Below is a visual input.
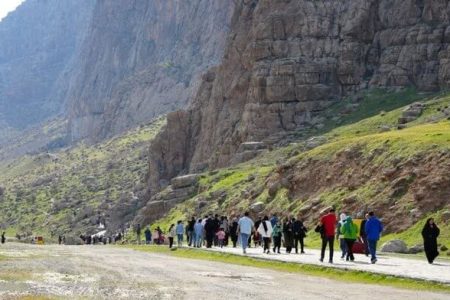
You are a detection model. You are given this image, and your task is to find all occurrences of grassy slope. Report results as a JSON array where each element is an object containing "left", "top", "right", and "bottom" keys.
[
  {"left": 0, "top": 118, "right": 166, "bottom": 239},
  {"left": 150, "top": 89, "right": 450, "bottom": 249}
]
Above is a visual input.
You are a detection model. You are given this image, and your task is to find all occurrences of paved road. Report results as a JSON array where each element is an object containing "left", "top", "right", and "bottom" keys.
[
  {"left": 0, "top": 243, "right": 448, "bottom": 300},
  {"left": 205, "top": 246, "right": 450, "bottom": 284}
]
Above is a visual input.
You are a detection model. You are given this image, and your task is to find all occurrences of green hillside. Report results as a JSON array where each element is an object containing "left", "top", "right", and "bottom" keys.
[
  {"left": 0, "top": 118, "right": 165, "bottom": 241},
  {"left": 148, "top": 90, "right": 450, "bottom": 250}
]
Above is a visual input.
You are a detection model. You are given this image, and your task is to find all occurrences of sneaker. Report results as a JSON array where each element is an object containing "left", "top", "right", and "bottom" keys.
[
  {"left": 329, "top": 260, "right": 333, "bottom": 264},
  {"left": 320, "top": 258, "right": 324, "bottom": 262},
  {"left": 371, "top": 258, "right": 377, "bottom": 264},
  {"left": 301, "top": 251, "right": 305, "bottom": 254},
  {"left": 243, "top": 249, "right": 246, "bottom": 254}
]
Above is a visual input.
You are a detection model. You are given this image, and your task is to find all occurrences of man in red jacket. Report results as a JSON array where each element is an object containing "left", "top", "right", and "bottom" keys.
[{"left": 320, "top": 208, "right": 337, "bottom": 263}]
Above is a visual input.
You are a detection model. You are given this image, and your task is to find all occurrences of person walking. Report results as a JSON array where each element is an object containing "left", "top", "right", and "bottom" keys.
[
  {"left": 257, "top": 216, "right": 273, "bottom": 254},
  {"left": 237, "top": 212, "right": 254, "bottom": 254},
  {"left": 1, "top": 232, "right": 5, "bottom": 244},
  {"left": 216, "top": 228, "right": 226, "bottom": 248},
  {"left": 168, "top": 224, "right": 176, "bottom": 248},
  {"left": 320, "top": 208, "right": 337, "bottom": 263},
  {"left": 422, "top": 218, "right": 440, "bottom": 264},
  {"left": 229, "top": 217, "right": 239, "bottom": 248},
  {"left": 364, "top": 211, "right": 383, "bottom": 264},
  {"left": 292, "top": 215, "right": 307, "bottom": 254},
  {"left": 176, "top": 220, "right": 184, "bottom": 247},
  {"left": 187, "top": 217, "right": 196, "bottom": 246},
  {"left": 272, "top": 221, "right": 282, "bottom": 254},
  {"left": 283, "top": 218, "right": 294, "bottom": 254},
  {"left": 194, "top": 219, "right": 204, "bottom": 248},
  {"left": 204, "top": 216, "right": 216, "bottom": 248},
  {"left": 359, "top": 213, "right": 370, "bottom": 256},
  {"left": 341, "top": 216, "right": 358, "bottom": 261},
  {"left": 136, "top": 223, "right": 142, "bottom": 245},
  {"left": 144, "top": 227, "right": 152, "bottom": 244},
  {"left": 337, "top": 213, "right": 348, "bottom": 259}
]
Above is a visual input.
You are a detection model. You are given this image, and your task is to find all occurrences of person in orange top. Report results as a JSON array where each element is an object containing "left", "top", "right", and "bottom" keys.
[{"left": 320, "top": 208, "right": 337, "bottom": 263}]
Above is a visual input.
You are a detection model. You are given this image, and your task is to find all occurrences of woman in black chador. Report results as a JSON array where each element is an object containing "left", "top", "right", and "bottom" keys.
[{"left": 421, "top": 218, "right": 440, "bottom": 264}]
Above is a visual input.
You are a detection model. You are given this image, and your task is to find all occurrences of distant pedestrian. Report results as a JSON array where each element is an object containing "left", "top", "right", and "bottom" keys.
[
  {"left": 187, "top": 217, "right": 196, "bottom": 246},
  {"left": 337, "top": 213, "right": 348, "bottom": 259},
  {"left": 144, "top": 227, "right": 152, "bottom": 244},
  {"left": 168, "top": 224, "right": 175, "bottom": 248},
  {"left": 229, "top": 217, "right": 238, "bottom": 248},
  {"left": 216, "top": 228, "right": 226, "bottom": 248},
  {"left": 204, "top": 216, "right": 216, "bottom": 248},
  {"left": 283, "top": 218, "right": 294, "bottom": 254},
  {"left": 58, "top": 235, "right": 63, "bottom": 245},
  {"left": 422, "top": 218, "right": 440, "bottom": 264},
  {"left": 257, "top": 216, "right": 273, "bottom": 254},
  {"left": 359, "top": 213, "right": 370, "bottom": 256},
  {"left": 272, "top": 221, "right": 282, "bottom": 254},
  {"left": 341, "top": 216, "right": 358, "bottom": 261},
  {"left": 320, "top": 208, "right": 337, "bottom": 263},
  {"left": 365, "top": 211, "right": 383, "bottom": 264},
  {"left": 194, "top": 219, "right": 204, "bottom": 248},
  {"left": 136, "top": 223, "right": 142, "bottom": 245},
  {"left": 237, "top": 212, "right": 254, "bottom": 254},
  {"left": 176, "top": 220, "right": 184, "bottom": 247},
  {"left": 292, "top": 215, "right": 307, "bottom": 254},
  {"left": 1, "top": 232, "right": 5, "bottom": 244}
]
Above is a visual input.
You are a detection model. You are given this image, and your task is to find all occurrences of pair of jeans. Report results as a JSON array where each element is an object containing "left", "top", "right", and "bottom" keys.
[
  {"left": 168, "top": 237, "right": 174, "bottom": 248},
  {"left": 321, "top": 236, "right": 335, "bottom": 262},
  {"left": 194, "top": 233, "right": 203, "bottom": 247},
  {"left": 240, "top": 233, "right": 250, "bottom": 251},
  {"left": 339, "top": 238, "right": 348, "bottom": 258},
  {"left": 177, "top": 234, "right": 183, "bottom": 246},
  {"left": 368, "top": 239, "right": 378, "bottom": 261}
]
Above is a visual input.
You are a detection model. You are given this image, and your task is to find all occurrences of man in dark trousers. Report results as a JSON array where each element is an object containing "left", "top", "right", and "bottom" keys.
[
  {"left": 359, "top": 213, "right": 370, "bottom": 256},
  {"left": 293, "top": 215, "right": 307, "bottom": 254},
  {"left": 365, "top": 211, "right": 383, "bottom": 264},
  {"left": 204, "top": 216, "right": 216, "bottom": 248},
  {"left": 320, "top": 208, "right": 337, "bottom": 263}
]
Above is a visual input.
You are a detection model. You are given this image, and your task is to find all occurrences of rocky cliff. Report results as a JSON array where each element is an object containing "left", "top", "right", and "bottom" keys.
[
  {"left": 0, "top": 0, "right": 94, "bottom": 134},
  {"left": 148, "top": 0, "right": 450, "bottom": 191},
  {"left": 66, "top": 0, "right": 235, "bottom": 142}
]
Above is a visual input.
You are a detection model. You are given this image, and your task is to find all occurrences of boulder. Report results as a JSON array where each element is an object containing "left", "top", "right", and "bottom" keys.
[
  {"left": 441, "top": 210, "right": 450, "bottom": 222},
  {"left": 408, "top": 244, "right": 424, "bottom": 254},
  {"left": 381, "top": 239, "right": 408, "bottom": 253},
  {"left": 238, "top": 142, "right": 266, "bottom": 152},
  {"left": 250, "top": 202, "right": 265, "bottom": 213},
  {"left": 171, "top": 174, "right": 200, "bottom": 189}
]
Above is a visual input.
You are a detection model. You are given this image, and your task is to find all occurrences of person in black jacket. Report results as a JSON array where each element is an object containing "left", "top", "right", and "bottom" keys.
[
  {"left": 359, "top": 213, "right": 369, "bottom": 256},
  {"left": 187, "top": 217, "right": 196, "bottom": 246},
  {"left": 283, "top": 218, "right": 294, "bottom": 254},
  {"left": 204, "top": 216, "right": 216, "bottom": 248},
  {"left": 229, "top": 217, "right": 239, "bottom": 247},
  {"left": 292, "top": 216, "right": 307, "bottom": 254},
  {"left": 422, "top": 218, "right": 440, "bottom": 264}
]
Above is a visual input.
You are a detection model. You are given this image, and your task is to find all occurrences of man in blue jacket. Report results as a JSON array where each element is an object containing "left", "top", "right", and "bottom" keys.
[{"left": 365, "top": 211, "right": 383, "bottom": 264}]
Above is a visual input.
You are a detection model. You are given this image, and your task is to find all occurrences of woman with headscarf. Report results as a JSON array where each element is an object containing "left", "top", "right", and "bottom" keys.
[
  {"left": 257, "top": 216, "right": 273, "bottom": 254},
  {"left": 422, "top": 218, "right": 440, "bottom": 264},
  {"left": 337, "top": 213, "right": 347, "bottom": 259}
]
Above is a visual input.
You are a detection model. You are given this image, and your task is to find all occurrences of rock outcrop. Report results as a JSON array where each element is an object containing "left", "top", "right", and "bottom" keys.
[
  {"left": 65, "top": 0, "right": 235, "bottom": 142},
  {"left": 148, "top": 0, "right": 450, "bottom": 191},
  {"left": 0, "top": 0, "right": 94, "bottom": 132}
]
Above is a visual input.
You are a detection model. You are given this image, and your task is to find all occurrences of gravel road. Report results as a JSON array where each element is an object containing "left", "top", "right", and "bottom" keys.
[{"left": 0, "top": 243, "right": 448, "bottom": 300}]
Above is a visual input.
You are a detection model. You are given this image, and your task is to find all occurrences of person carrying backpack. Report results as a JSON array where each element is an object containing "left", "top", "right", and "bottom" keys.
[
  {"left": 365, "top": 211, "right": 383, "bottom": 264},
  {"left": 341, "top": 216, "right": 358, "bottom": 261},
  {"left": 292, "top": 215, "right": 307, "bottom": 254}
]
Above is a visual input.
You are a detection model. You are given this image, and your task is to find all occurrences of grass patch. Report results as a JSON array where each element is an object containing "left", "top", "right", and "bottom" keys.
[{"left": 123, "top": 245, "right": 450, "bottom": 293}]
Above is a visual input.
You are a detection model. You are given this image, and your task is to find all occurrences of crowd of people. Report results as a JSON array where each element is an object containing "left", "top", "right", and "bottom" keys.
[{"left": 138, "top": 208, "right": 441, "bottom": 265}]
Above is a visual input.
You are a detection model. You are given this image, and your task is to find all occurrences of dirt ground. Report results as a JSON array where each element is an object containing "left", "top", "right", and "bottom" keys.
[{"left": 0, "top": 243, "right": 448, "bottom": 300}]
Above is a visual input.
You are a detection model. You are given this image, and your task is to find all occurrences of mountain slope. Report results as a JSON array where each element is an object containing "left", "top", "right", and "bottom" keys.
[
  {"left": 147, "top": 0, "right": 450, "bottom": 193},
  {"left": 138, "top": 90, "right": 450, "bottom": 249},
  {"left": 65, "top": 0, "right": 235, "bottom": 142},
  {"left": 0, "top": 118, "right": 165, "bottom": 241},
  {"left": 0, "top": 0, "right": 94, "bottom": 133}
]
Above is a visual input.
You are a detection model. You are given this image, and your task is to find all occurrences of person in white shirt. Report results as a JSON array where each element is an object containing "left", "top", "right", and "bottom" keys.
[
  {"left": 257, "top": 216, "right": 273, "bottom": 254},
  {"left": 237, "top": 212, "right": 254, "bottom": 254}
]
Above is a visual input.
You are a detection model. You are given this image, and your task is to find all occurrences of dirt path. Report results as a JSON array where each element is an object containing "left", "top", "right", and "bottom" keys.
[{"left": 0, "top": 243, "right": 448, "bottom": 300}]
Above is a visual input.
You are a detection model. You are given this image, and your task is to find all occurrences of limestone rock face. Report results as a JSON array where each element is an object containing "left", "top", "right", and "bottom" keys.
[
  {"left": 148, "top": 0, "right": 450, "bottom": 191},
  {"left": 66, "top": 0, "right": 235, "bottom": 142},
  {"left": 0, "top": 0, "right": 94, "bottom": 132}
]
